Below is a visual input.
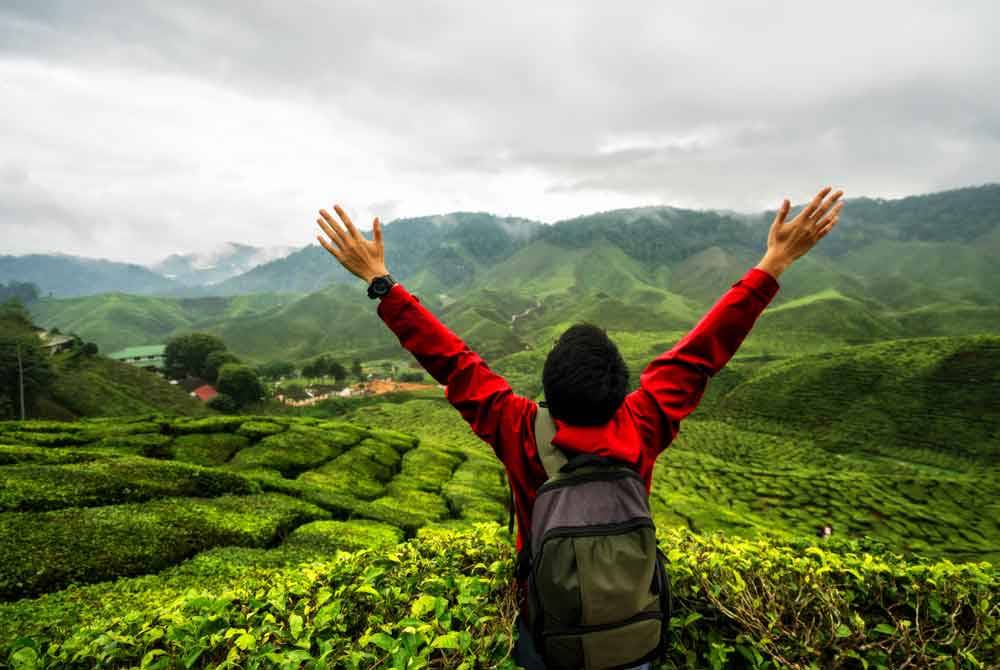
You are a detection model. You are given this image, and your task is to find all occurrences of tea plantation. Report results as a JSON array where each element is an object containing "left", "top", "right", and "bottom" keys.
[{"left": 0, "top": 404, "right": 997, "bottom": 667}]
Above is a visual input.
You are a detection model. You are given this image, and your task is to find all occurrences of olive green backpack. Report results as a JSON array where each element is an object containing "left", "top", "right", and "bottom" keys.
[{"left": 514, "top": 405, "right": 671, "bottom": 670}]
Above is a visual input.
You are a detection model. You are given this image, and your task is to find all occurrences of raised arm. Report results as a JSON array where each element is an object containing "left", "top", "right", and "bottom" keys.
[
  {"left": 315, "top": 204, "right": 533, "bottom": 462},
  {"left": 626, "top": 186, "right": 844, "bottom": 457}
]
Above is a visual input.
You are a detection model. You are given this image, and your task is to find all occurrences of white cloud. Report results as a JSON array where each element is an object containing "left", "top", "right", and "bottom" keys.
[{"left": 1, "top": 1, "right": 998, "bottom": 262}]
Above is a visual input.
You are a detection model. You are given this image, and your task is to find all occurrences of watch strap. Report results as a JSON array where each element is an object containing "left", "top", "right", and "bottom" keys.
[{"left": 367, "top": 274, "right": 396, "bottom": 299}]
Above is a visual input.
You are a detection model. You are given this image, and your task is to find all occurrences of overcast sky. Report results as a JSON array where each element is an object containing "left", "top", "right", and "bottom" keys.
[{"left": 2, "top": 1, "right": 998, "bottom": 264}]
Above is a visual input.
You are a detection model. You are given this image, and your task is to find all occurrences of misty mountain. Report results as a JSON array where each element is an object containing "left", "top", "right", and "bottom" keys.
[
  {"left": 150, "top": 242, "right": 299, "bottom": 286},
  {"left": 209, "top": 212, "right": 544, "bottom": 295},
  {"left": 0, "top": 254, "right": 178, "bottom": 298}
]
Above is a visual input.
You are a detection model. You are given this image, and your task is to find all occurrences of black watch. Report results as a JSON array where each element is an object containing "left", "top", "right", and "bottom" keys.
[{"left": 367, "top": 274, "right": 397, "bottom": 299}]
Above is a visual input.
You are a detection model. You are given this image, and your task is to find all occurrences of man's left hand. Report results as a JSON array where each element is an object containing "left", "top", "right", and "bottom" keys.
[{"left": 316, "top": 204, "right": 389, "bottom": 283}]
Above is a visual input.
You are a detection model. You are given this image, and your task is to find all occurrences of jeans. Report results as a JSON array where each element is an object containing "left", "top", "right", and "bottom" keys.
[{"left": 512, "top": 614, "right": 653, "bottom": 670}]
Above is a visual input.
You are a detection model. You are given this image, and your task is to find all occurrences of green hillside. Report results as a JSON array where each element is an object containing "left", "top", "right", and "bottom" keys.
[
  {"left": 29, "top": 292, "right": 301, "bottom": 355},
  {"left": 43, "top": 352, "right": 210, "bottom": 419},
  {"left": 22, "top": 185, "right": 1000, "bottom": 367}
]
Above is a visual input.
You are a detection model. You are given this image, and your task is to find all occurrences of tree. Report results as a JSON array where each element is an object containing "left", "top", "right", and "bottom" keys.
[
  {"left": 329, "top": 360, "right": 348, "bottom": 383},
  {"left": 216, "top": 363, "right": 265, "bottom": 408},
  {"left": 164, "top": 333, "right": 227, "bottom": 380},
  {"left": 301, "top": 356, "right": 327, "bottom": 380},
  {"left": 302, "top": 354, "right": 347, "bottom": 382},
  {"left": 204, "top": 350, "right": 241, "bottom": 383},
  {"left": 0, "top": 336, "right": 54, "bottom": 420},
  {"left": 258, "top": 360, "right": 295, "bottom": 380},
  {"left": 352, "top": 359, "right": 364, "bottom": 380},
  {"left": 208, "top": 392, "right": 238, "bottom": 413},
  {"left": 82, "top": 342, "right": 99, "bottom": 356}
]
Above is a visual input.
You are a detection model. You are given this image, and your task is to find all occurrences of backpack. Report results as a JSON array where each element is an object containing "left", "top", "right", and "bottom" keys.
[{"left": 512, "top": 405, "right": 672, "bottom": 670}]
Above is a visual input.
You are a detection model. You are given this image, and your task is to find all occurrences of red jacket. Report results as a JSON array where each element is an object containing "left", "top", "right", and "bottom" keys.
[{"left": 377, "top": 266, "right": 780, "bottom": 553}]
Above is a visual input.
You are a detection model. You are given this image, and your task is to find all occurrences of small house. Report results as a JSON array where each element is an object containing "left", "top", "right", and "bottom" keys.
[{"left": 192, "top": 384, "right": 219, "bottom": 402}]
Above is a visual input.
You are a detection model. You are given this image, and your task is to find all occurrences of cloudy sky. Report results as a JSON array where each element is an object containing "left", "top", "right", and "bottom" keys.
[{"left": 2, "top": 1, "right": 998, "bottom": 263}]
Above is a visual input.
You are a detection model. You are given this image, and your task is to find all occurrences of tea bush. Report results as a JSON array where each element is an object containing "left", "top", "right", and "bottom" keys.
[
  {"left": 171, "top": 433, "right": 250, "bottom": 466},
  {"left": 0, "top": 445, "right": 105, "bottom": 465},
  {"left": 284, "top": 519, "right": 405, "bottom": 553},
  {"left": 0, "top": 493, "right": 327, "bottom": 599},
  {"left": 0, "top": 457, "right": 256, "bottom": 512},
  {"left": 236, "top": 420, "right": 287, "bottom": 440},
  {"left": 228, "top": 426, "right": 348, "bottom": 476},
  {"left": 2, "top": 525, "right": 996, "bottom": 669}
]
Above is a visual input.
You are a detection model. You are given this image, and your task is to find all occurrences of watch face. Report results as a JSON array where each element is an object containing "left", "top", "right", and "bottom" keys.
[{"left": 373, "top": 277, "right": 390, "bottom": 294}]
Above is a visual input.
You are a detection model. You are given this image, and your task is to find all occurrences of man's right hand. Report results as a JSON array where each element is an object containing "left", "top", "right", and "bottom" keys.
[{"left": 756, "top": 186, "right": 843, "bottom": 279}]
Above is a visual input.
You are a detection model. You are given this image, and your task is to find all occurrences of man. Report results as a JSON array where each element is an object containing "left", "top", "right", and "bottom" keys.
[{"left": 315, "top": 186, "right": 844, "bottom": 668}]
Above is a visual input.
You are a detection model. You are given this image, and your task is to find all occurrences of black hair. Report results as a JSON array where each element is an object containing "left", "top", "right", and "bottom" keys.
[{"left": 542, "top": 323, "right": 629, "bottom": 426}]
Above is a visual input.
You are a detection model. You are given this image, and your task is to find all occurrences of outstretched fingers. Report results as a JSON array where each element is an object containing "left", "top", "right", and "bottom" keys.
[
  {"left": 334, "top": 204, "right": 361, "bottom": 241},
  {"left": 318, "top": 210, "right": 348, "bottom": 248},
  {"left": 800, "top": 186, "right": 833, "bottom": 221},
  {"left": 316, "top": 233, "right": 342, "bottom": 259},
  {"left": 812, "top": 189, "right": 844, "bottom": 223},
  {"left": 815, "top": 207, "right": 841, "bottom": 238},
  {"left": 772, "top": 199, "right": 790, "bottom": 228}
]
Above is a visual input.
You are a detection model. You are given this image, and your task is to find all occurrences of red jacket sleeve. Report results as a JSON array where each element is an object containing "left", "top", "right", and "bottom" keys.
[
  {"left": 376, "top": 283, "right": 534, "bottom": 464},
  {"left": 625, "top": 266, "right": 780, "bottom": 463}
]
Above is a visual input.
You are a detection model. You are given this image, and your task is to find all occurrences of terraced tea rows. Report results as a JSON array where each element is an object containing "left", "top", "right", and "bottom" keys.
[
  {"left": 0, "top": 414, "right": 507, "bottom": 600},
  {"left": 337, "top": 395, "right": 1000, "bottom": 564}
]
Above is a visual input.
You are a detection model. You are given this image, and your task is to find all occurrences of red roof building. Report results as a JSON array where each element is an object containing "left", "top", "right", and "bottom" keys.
[{"left": 192, "top": 384, "right": 219, "bottom": 402}]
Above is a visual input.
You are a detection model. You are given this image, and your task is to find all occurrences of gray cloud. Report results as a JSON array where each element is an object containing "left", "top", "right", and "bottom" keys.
[{"left": 1, "top": 1, "right": 998, "bottom": 262}]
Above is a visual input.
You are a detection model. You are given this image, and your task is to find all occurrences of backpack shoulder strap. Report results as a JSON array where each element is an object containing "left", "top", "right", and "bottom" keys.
[{"left": 534, "top": 404, "right": 568, "bottom": 479}]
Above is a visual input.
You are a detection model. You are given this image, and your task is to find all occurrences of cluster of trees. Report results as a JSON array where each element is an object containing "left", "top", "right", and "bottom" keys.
[
  {"left": 0, "top": 300, "right": 53, "bottom": 419},
  {"left": 163, "top": 333, "right": 264, "bottom": 412},
  {"left": 257, "top": 356, "right": 365, "bottom": 384}
]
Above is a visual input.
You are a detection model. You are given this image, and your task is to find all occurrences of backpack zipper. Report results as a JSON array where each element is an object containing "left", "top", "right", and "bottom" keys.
[{"left": 536, "top": 467, "right": 645, "bottom": 495}]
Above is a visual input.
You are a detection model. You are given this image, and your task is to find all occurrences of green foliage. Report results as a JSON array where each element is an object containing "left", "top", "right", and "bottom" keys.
[
  {"left": 216, "top": 363, "right": 265, "bottom": 408},
  {"left": 171, "top": 433, "right": 249, "bottom": 466},
  {"left": 301, "top": 354, "right": 347, "bottom": 381},
  {"left": 203, "top": 350, "right": 242, "bottom": 384},
  {"left": 0, "top": 444, "right": 107, "bottom": 468},
  {"left": 46, "top": 353, "right": 209, "bottom": 418},
  {"left": 284, "top": 519, "right": 404, "bottom": 553},
  {"left": 0, "top": 493, "right": 328, "bottom": 600},
  {"left": 2, "top": 524, "right": 996, "bottom": 669},
  {"left": 0, "top": 334, "right": 54, "bottom": 420},
  {"left": 235, "top": 420, "right": 286, "bottom": 440},
  {"left": 168, "top": 416, "right": 247, "bottom": 435},
  {"left": 164, "top": 333, "right": 227, "bottom": 380},
  {"left": 0, "top": 457, "right": 256, "bottom": 512},
  {"left": 227, "top": 425, "right": 351, "bottom": 476},
  {"left": 299, "top": 438, "right": 403, "bottom": 501},
  {"left": 207, "top": 391, "right": 238, "bottom": 413},
  {"left": 257, "top": 359, "right": 295, "bottom": 380}
]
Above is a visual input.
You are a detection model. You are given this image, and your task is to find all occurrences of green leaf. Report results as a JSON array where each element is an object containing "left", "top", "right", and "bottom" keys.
[
  {"left": 366, "top": 632, "right": 397, "bottom": 652},
  {"left": 141, "top": 649, "right": 166, "bottom": 669},
  {"left": 289, "top": 613, "right": 303, "bottom": 640},
  {"left": 872, "top": 623, "right": 896, "bottom": 636},
  {"left": 835, "top": 623, "right": 852, "bottom": 638},
  {"left": 235, "top": 632, "right": 256, "bottom": 651},
  {"left": 9, "top": 647, "right": 40, "bottom": 670}
]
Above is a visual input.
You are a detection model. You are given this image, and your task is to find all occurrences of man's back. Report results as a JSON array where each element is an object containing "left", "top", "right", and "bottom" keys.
[{"left": 373, "top": 265, "right": 781, "bottom": 550}]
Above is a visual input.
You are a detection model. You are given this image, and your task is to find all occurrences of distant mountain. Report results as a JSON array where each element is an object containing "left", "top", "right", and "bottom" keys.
[
  {"left": 22, "top": 184, "right": 1000, "bottom": 362},
  {"left": 150, "top": 242, "right": 298, "bottom": 286},
  {"left": 0, "top": 254, "right": 178, "bottom": 298},
  {"left": 211, "top": 212, "right": 543, "bottom": 295}
]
